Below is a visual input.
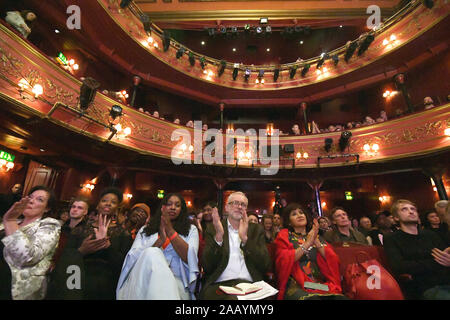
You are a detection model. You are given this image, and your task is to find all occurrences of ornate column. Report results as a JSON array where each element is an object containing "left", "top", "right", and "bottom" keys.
[
  {"left": 423, "top": 166, "right": 448, "bottom": 200},
  {"left": 219, "top": 102, "right": 225, "bottom": 132},
  {"left": 300, "top": 102, "right": 309, "bottom": 134},
  {"left": 214, "top": 178, "right": 228, "bottom": 215},
  {"left": 307, "top": 180, "right": 324, "bottom": 217},
  {"left": 394, "top": 73, "right": 414, "bottom": 113}
]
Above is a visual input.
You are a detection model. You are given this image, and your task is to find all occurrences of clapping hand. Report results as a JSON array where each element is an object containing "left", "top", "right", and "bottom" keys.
[
  {"left": 211, "top": 207, "right": 224, "bottom": 243},
  {"left": 3, "top": 197, "right": 30, "bottom": 222},
  {"left": 432, "top": 247, "right": 450, "bottom": 267},
  {"left": 306, "top": 218, "right": 320, "bottom": 249},
  {"left": 78, "top": 235, "right": 110, "bottom": 255},
  {"left": 238, "top": 211, "right": 249, "bottom": 245}
]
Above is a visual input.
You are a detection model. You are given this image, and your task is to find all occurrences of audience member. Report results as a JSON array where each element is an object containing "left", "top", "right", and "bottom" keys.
[
  {"left": 274, "top": 203, "right": 344, "bottom": 300},
  {"left": 368, "top": 211, "right": 394, "bottom": 246},
  {"left": 262, "top": 214, "right": 274, "bottom": 243},
  {"left": 174, "top": 118, "right": 180, "bottom": 124},
  {"left": 384, "top": 199, "right": 450, "bottom": 299},
  {"left": 292, "top": 124, "right": 301, "bottom": 135},
  {"left": 186, "top": 121, "right": 194, "bottom": 128},
  {"left": 124, "top": 203, "right": 150, "bottom": 240},
  {"left": 0, "top": 183, "right": 22, "bottom": 219},
  {"left": 318, "top": 216, "right": 331, "bottom": 236},
  {"left": 351, "top": 218, "right": 359, "bottom": 229},
  {"left": 5, "top": 10, "right": 36, "bottom": 38},
  {"left": 273, "top": 212, "right": 283, "bottom": 235},
  {"left": 117, "top": 193, "right": 199, "bottom": 299},
  {"left": 202, "top": 124, "right": 208, "bottom": 131},
  {"left": 127, "top": 75, "right": 145, "bottom": 110},
  {"left": 363, "top": 116, "right": 375, "bottom": 125},
  {"left": 422, "top": 211, "right": 450, "bottom": 245},
  {"left": 248, "top": 212, "right": 259, "bottom": 224},
  {"left": 199, "top": 192, "right": 270, "bottom": 300},
  {"left": 424, "top": 97, "right": 435, "bottom": 110},
  {"left": 323, "top": 207, "right": 369, "bottom": 245},
  {"left": 73, "top": 187, "right": 133, "bottom": 300},
  {"left": 434, "top": 200, "right": 449, "bottom": 229},
  {"left": 358, "top": 216, "right": 373, "bottom": 237},
  {"left": 57, "top": 210, "right": 70, "bottom": 226},
  {"left": 1, "top": 185, "right": 60, "bottom": 300}
]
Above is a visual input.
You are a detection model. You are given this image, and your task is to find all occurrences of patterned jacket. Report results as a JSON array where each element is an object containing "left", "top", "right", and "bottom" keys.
[{"left": 1, "top": 217, "right": 61, "bottom": 300}]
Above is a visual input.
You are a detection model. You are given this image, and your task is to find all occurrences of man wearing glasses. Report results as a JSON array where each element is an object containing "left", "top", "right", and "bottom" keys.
[{"left": 199, "top": 192, "right": 270, "bottom": 299}]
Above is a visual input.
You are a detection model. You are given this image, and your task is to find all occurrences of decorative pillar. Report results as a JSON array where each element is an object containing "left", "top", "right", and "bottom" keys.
[
  {"left": 422, "top": 166, "right": 448, "bottom": 200},
  {"left": 214, "top": 178, "right": 227, "bottom": 216},
  {"left": 307, "top": 180, "right": 324, "bottom": 217},
  {"left": 219, "top": 102, "right": 225, "bottom": 132},
  {"left": 394, "top": 73, "right": 414, "bottom": 113},
  {"left": 300, "top": 102, "right": 309, "bottom": 134}
]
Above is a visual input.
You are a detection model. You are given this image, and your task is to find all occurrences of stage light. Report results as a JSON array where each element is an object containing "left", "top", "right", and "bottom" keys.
[
  {"left": 260, "top": 18, "right": 268, "bottom": 24},
  {"left": 301, "top": 64, "right": 310, "bottom": 77},
  {"left": 424, "top": 0, "right": 434, "bottom": 9},
  {"left": 120, "top": 0, "right": 132, "bottom": 9},
  {"left": 339, "top": 131, "right": 352, "bottom": 151},
  {"left": 244, "top": 69, "right": 251, "bottom": 81},
  {"left": 162, "top": 30, "right": 171, "bottom": 52},
  {"left": 79, "top": 77, "right": 100, "bottom": 111},
  {"left": 299, "top": 40, "right": 304, "bottom": 45},
  {"left": 232, "top": 68, "right": 238, "bottom": 80},
  {"left": 273, "top": 69, "right": 280, "bottom": 82},
  {"left": 207, "top": 28, "right": 215, "bottom": 36},
  {"left": 244, "top": 24, "right": 251, "bottom": 31},
  {"left": 332, "top": 54, "right": 339, "bottom": 66},
  {"left": 188, "top": 52, "right": 195, "bottom": 66},
  {"left": 344, "top": 41, "right": 358, "bottom": 62},
  {"left": 256, "top": 26, "right": 262, "bottom": 34},
  {"left": 176, "top": 47, "right": 185, "bottom": 59},
  {"left": 231, "top": 26, "right": 238, "bottom": 34},
  {"left": 324, "top": 138, "right": 333, "bottom": 152},
  {"left": 265, "top": 25, "right": 272, "bottom": 34},
  {"left": 201, "top": 41, "right": 205, "bottom": 45},
  {"left": 358, "top": 33, "right": 375, "bottom": 56},
  {"left": 289, "top": 66, "right": 297, "bottom": 79},
  {"left": 140, "top": 14, "right": 151, "bottom": 33},
  {"left": 220, "top": 26, "right": 227, "bottom": 34},
  {"left": 218, "top": 60, "right": 226, "bottom": 77},
  {"left": 109, "top": 104, "right": 123, "bottom": 121},
  {"left": 200, "top": 57, "right": 206, "bottom": 69},
  {"left": 294, "top": 26, "right": 303, "bottom": 33}
]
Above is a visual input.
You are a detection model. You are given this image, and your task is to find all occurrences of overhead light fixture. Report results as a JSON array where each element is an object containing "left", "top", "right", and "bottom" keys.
[
  {"left": 324, "top": 138, "right": 333, "bottom": 153},
  {"left": 299, "top": 40, "right": 304, "bottom": 45},
  {"left": 201, "top": 41, "right": 205, "bottom": 45},
  {"left": 260, "top": 18, "right": 268, "bottom": 24},
  {"left": 54, "top": 29, "right": 60, "bottom": 34},
  {"left": 339, "top": 131, "right": 352, "bottom": 151},
  {"left": 79, "top": 77, "right": 100, "bottom": 111},
  {"left": 266, "top": 48, "right": 270, "bottom": 52},
  {"left": 120, "top": 0, "right": 132, "bottom": 9}
]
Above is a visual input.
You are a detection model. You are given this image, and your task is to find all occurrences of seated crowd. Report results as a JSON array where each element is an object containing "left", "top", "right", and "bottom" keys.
[{"left": 0, "top": 186, "right": 449, "bottom": 300}]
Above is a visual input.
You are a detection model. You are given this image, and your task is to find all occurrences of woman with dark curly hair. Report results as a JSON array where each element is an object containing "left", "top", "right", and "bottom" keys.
[
  {"left": 117, "top": 193, "right": 199, "bottom": 299},
  {"left": 274, "top": 203, "right": 345, "bottom": 300}
]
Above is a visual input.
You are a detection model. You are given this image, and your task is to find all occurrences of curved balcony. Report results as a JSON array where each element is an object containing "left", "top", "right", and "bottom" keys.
[{"left": 0, "top": 21, "right": 449, "bottom": 172}]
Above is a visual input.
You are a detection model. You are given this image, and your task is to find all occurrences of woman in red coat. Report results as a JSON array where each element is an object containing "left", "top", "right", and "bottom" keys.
[{"left": 274, "top": 203, "right": 346, "bottom": 300}]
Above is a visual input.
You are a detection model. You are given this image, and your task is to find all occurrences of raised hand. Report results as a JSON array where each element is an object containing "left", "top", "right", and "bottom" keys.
[
  {"left": 3, "top": 197, "right": 30, "bottom": 222},
  {"left": 238, "top": 210, "right": 249, "bottom": 244},
  {"left": 211, "top": 207, "right": 224, "bottom": 243},
  {"left": 160, "top": 205, "right": 175, "bottom": 235},
  {"left": 94, "top": 214, "right": 111, "bottom": 240},
  {"left": 432, "top": 247, "right": 450, "bottom": 267}
]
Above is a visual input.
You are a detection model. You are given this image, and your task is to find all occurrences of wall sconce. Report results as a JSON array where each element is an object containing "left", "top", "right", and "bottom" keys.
[
  {"left": 363, "top": 143, "right": 379, "bottom": 156},
  {"left": 382, "top": 34, "right": 398, "bottom": 49},
  {"left": 125, "top": 193, "right": 133, "bottom": 200},
  {"left": 81, "top": 183, "right": 95, "bottom": 191},
  {"left": 187, "top": 200, "right": 192, "bottom": 207},
  {"left": 383, "top": 90, "right": 397, "bottom": 99},
  {"left": 321, "top": 201, "right": 327, "bottom": 208},
  {"left": 379, "top": 195, "right": 390, "bottom": 203},
  {"left": 0, "top": 159, "right": 14, "bottom": 171}
]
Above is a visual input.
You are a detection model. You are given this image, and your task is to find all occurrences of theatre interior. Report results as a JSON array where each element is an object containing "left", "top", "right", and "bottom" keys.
[{"left": 0, "top": 0, "right": 449, "bottom": 301}]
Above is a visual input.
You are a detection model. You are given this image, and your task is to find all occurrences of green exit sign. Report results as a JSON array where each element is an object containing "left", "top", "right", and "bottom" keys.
[
  {"left": 345, "top": 191, "right": 353, "bottom": 200},
  {"left": 57, "top": 52, "right": 68, "bottom": 65},
  {"left": 157, "top": 190, "right": 165, "bottom": 199},
  {"left": 0, "top": 150, "right": 15, "bottom": 162}
]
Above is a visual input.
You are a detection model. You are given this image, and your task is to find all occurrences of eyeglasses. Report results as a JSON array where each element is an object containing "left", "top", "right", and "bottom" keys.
[{"left": 228, "top": 200, "right": 248, "bottom": 209}]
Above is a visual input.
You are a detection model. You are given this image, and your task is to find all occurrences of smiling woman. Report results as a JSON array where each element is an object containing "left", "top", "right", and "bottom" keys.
[
  {"left": 0, "top": 185, "right": 60, "bottom": 300},
  {"left": 117, "top": 193, "right": 199, "bottom": 299}
]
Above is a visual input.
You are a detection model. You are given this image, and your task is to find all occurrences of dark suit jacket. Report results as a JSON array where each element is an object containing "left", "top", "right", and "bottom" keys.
[{"left": 200, "top": 218, "right": 271, "bottom": 293}]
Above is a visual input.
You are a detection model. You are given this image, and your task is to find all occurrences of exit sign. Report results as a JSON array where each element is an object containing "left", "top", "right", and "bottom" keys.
[
  {"left": 57, "top": 52, "right": 68, "bottom": 65},
  {"left": 345, "top": 191, "right": 353, "bottom": 200},
  {"left": 0, "top": 150, "right": 14, "bottom": 162}
]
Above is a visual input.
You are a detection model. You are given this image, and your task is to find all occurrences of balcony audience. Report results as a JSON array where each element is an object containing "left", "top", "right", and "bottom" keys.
[
  {"left": 5, "top": 10, "right": 36, "bottom": 39},
  {"left": 292, "top": 124, "right": 301, "bottom": 135},
  {"left": 384, "top": 199, "right": 450, "bottom": 299},
  {"left": 424, "top": 96, "right": 435, "bottom": 110},
  {"left": 117, "top": 193, "right": 199, "bottom": 299},
  {"left": 1, "top": 185, "right": 60, "bottom": 300},
  {"left": 186, "top": 120, "right": 194, "bottom": 128},
  {"left": 199, "top": 192, "right": 270, "bottom": 300},
  {"left": 274, "top": 203, "right": 345, "bottom": 300},
  {"left": 323, "top": 207, "right": 369, "bottom": 245},
  {"left": 174, "top": 118, "right": 180, "bottom": 124}
]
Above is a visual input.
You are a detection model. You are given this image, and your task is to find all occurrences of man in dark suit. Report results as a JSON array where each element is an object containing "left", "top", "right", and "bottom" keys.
[
  {"left": 0, "top": 183, "right": 22, "bottom": 219},
  {"left": 200, "top": 191, "right": 271, "bottom": 300}
]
